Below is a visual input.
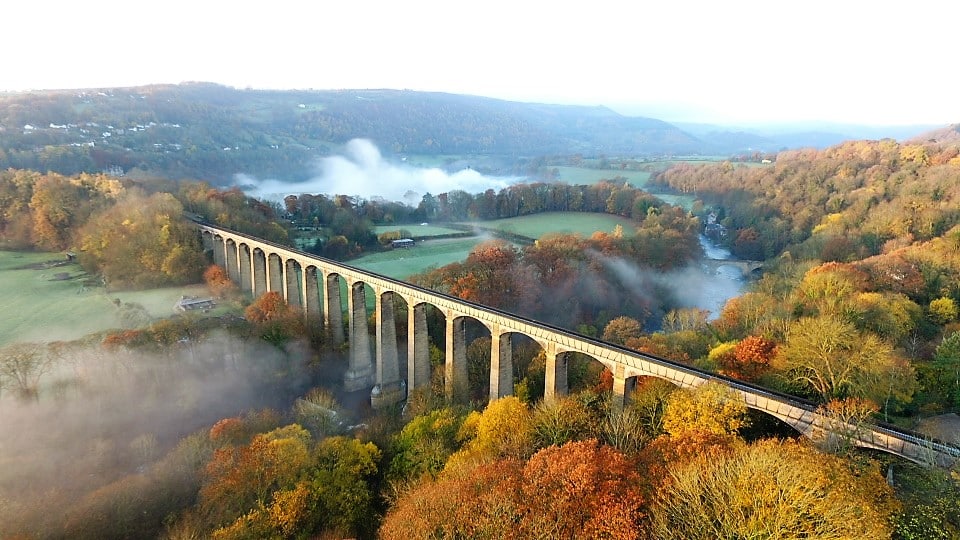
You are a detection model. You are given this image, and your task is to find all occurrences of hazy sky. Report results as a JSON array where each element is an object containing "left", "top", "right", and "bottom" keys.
[{"left": 5, "top": 0, "right": 957, "bottom": 125}]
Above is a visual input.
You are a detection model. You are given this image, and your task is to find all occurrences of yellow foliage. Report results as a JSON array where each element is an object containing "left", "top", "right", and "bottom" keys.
[
  {"left": 444, "top": 397, "right": 533, "bottom": 472},
  {"left": 707, "top": 341, "right": 738, "bottom": 363},
  {"left": 650, "top": 439, "right": 898, "bottom": 539},
  {"left": 662, "top": 382, "right": 749, "bottom": 438}
]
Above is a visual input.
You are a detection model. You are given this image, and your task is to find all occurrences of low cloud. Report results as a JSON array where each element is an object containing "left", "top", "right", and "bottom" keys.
[{"left": 237, "top": 138, "right": 515, "bottom": 203}]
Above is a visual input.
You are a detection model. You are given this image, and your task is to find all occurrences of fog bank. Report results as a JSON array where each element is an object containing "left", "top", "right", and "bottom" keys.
[{"left": 237, "top": 138, "right": 515, "bottom": 203}]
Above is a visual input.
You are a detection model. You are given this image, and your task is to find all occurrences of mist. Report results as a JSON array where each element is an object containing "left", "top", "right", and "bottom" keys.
[
  {"left": 0, "top": 331, "right": 341, "bottom": 538},
  {"left": 237, "top": 138, "right": 515, "bottom": 203},
  {"left": 595, "top": 253, "right": 745, "bottom": 329}
]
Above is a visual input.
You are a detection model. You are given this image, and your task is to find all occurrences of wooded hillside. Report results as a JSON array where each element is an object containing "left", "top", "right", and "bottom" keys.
[{"left": 0, "top": 84, "right": 700, "bottom": 183}]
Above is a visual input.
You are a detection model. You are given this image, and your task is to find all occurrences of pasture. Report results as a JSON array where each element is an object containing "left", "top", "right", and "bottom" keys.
[
  {"left": 352, "top": 212, "right": 639, "bottom": 279},
  {"left": 350, "top": 237, "right": 485, "bottom": 279},
  {"left": 552, "top": 166, "right": 650, "bottom": 187},
  {"left": 0, "top": 251, "right": 213, "bottom": 346}
]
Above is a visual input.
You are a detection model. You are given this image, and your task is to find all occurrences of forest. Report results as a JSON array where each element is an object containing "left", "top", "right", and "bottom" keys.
[{"left": 1, "top": 134, "right": 960, "bottom": 539}]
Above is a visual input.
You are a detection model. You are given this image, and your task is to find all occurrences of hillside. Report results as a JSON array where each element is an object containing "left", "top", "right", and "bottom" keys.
[
  {"left": 910, "top": 123, "right": 960, "bottom": 144},
  {"left": 0, "top": 83, "right": 701, "bottom": 184}
]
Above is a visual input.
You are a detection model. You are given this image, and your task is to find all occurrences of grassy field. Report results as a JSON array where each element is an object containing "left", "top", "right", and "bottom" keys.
[
  {"left": 552, "top": 166, "right": 651, "bottom": 187},
  {"left": 0, "top": 251, "right": 214, "bottom": 346},
  {"left": 350, "top": 237, "right": 485, "bottom": 279},
  {"left": 352, "top": 212, "right": 640, "bottom": 279},
  {"left": 467, "top": 212, "right": 637, "bottom": 239}
]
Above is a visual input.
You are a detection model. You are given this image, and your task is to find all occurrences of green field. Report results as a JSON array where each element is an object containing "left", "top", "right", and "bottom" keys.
[
  {"left": 467, "top": 212, "right": 637, "bottom": 239},
  {"left": 0, "top": 251, "right": 214, "bottom": 346},
  {"left": 350, "top": 237, "right": 485, "bottom": 279},
  {"left": 552, "top": 166, "right": 651, "bottom": 187},
  {"left": 353, "top": 212, "right": 641, "bottom": 279}
]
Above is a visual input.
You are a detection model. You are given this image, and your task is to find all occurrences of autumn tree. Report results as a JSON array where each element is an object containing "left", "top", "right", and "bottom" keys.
[
  {"left": 388, "top": 407, "right": 466, "bottom": 482},
  {"left": 77, "top": 192, "right": 205, "bottom": 288},
  {"left": 445, "top": 396, "right": 534, "bottom": 471},
  {"left": 929, "top": 296, "right": 959, "bottom": 325},
  {"left": 716, "top": 335, "right": 777, "bottom": 381},
  {"left": 662, "top": 381, "right": 749, "bottom": 440},
  {"left": 243, "top": 291, "right": 306, "bottom": 348},
  {"left": 203, "top": 264, "right": 236, "bottom": 298},
  {"left": 381, "top": 439, "right": 648, "bottom": 539},
  {"left": 774, "top": 315, "right": 917, "bottom": 404},
  {"left": 200, "top": 424, "right": 312, "bottom": 528},
  {"left": 649, "top": 439, "right": 897, "bottom": 539},
  {"left": 602, "top": 316, "right": 643, "bottom": 345}
]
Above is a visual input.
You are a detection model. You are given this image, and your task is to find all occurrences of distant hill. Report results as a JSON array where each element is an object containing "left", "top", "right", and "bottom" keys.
[
  {"left": 0, "top": 83, "right": 703, "bottom": 184},
  {"left": 909, "top": 124, "right": 960, "bottom": 144},
  {"left": 675, "top": 121, "right": 940, "bottom": 154}
]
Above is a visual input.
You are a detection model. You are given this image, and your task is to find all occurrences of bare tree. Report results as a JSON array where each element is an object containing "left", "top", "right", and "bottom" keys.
[{"left": 0, "top": 342, "right": 56, "bottom": 400}]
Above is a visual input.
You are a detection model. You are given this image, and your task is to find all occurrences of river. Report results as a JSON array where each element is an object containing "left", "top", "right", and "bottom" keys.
[{"left": 672, "top": 235, "right": 747, "bottom": 319}]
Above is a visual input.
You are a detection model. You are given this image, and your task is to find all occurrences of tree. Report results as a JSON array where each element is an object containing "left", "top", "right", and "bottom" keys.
[
  {"left": 243, "top": 292, "right": 305, "bottom": 348},
  {"left": 380, "top": 440, "right": 648, "bottom": 539},
  {"left": 933, "top": 331, "right": 960, "bottom": 407},
  {"left": 0, "top": 342, "right": 56, "bottom": 400},
  {"left": 446, "top": 396, "right": 533, "bottom": 470},
  {"left": 774, "top": 315, "right": 916, "bottom": 404},
  {"left": 662, "top": 381, "right": 749, "bottom": 439},
  {"left": 77, "top": 192, "right": 205, "bottom": 287},
  {"left": 203, "top": 264, "right": 236, "bottom": 298},
  {"left": 388, "top": 407, "right": 466, "bottom": 482},
  {"left": 306, "top": 436, "right": 381, "bottom": 537},
  {"left": 200, "top": 424, "right": 312, "bottom": 527},
  {"left": 929, "top": 297, "right": 959, "bottom": 325},
  {"left": 716, "top": 335, "right": 777, "bottom": 381},
  {"left": 530, "top": 396, "right": 595, "bottom": 449},
  {"left": 602, "top": 316, "right": 643, "bottom": 345},
  {"left": 649, "top": 439, "right": 897, "bottom": 539}
]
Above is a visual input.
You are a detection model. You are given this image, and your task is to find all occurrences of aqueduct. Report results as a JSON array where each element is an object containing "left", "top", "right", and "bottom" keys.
[{"left": 198, "top": 222, "right": 959, "bottom": 467}]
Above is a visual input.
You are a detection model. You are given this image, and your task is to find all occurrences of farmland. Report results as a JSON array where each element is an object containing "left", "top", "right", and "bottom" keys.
[
  {"left": 350, "top": 212, "right": 638, "bottom": 279},
  {"left": 551, "top": 166, "right": 651, "bottom": 187},
  {"left": 0, "top": 251, "right": 214, "bottom": 346}
]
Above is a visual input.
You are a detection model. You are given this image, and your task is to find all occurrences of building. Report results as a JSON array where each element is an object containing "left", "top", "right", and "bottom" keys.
[
  {"left": 391, "top": 238, "right": 415, "bottom": 248},
  {"left": 175, "top": 296, "right": 216, "bottom": 312}
]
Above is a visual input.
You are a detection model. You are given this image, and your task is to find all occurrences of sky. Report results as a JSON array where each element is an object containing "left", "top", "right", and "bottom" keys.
[{"left": 4, "top": 0, "right": 958, "bottom": 126}]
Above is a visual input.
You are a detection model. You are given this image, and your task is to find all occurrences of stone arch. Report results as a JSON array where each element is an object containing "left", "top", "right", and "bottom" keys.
[
  {"left": 283, "top": 258, "right": 302, "bottom": 306},
  {"left": 302, "top": 264, "right": 322, "bottom": 320},
  {"left": 224, "top": 238, "right": 240, "bottom": 281},
  {"left": 372, "top": 288, "right": 407, "bottom": 408},
  {"left": 324, "top": 272, "right": 345, "bottom": 345},
  {"left": 444, "top": 312, "right": 494, "bottom": 403},
  {"left": 251, "top": 247, "right": 268, "bottom": 296},
  {"left": 343, "top": 278, "right": 374, "bottom": 391},
  {"left": 237, "top": 243, "right": 253, "bottom": 292},
  {"left": 404, "top": 298, "right": 435, "bottom": 393},
  {"left": 211, "top": 234, "right": 226, "bottom": 268}
]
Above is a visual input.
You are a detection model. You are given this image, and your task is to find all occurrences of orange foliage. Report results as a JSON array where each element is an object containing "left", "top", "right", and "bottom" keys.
[
  {"left": 718, "top": 335, "right": 777, "bottom": 381},
  {"left": 381, "top": 439, "right": 647, "bottom": 539},
  {"left": 203, "top": 264, "right": 236, "bottom": 298},
  {"left": 594, "top": 367, "right": 614, "bottom": 393},
  {"left": 101, "top": 329, "right": 146, "bottom": 350},
  {"left": 243, "top": 292, "right": 289, "bottom": 324}
]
